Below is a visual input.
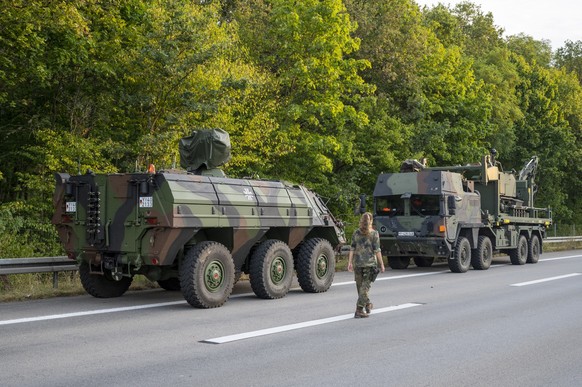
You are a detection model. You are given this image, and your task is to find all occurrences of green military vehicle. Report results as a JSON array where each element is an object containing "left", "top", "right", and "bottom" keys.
[
  {"left": 372, "top": 151, "right": 552, "bottom": 273},
  {"left": 52, "top": 129, "right": 345, "bottom": 308}
]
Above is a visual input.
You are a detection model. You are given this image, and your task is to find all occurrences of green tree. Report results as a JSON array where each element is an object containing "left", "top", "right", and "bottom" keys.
[
  {"left": 508, "top": 53, "right": 579, "bottom": 220},
  {"left": 0, "top": 0, "right": 96, "bottom": 201},
  {"left": 507, "top": 33, "right": 552, "bottom": 67},
  {"left": 441, "top": 3, "right": 521, "bottom": 154},
  {"left": 344, "top": 0, "right": 428, "bottom": 120},
  {"left": 0, "top": 0, "right": 278, "bottom": 254},
  {"left": 554, "top": 40, "right": 582, "bottom": 85},
  {"left": 235, "top": 0, "right": 374, "bottom": 213},
  {"left": 341, "top": 0, "right": 424, "bottom": 205},
  {"left": 414, "top": 33, "right": 491, "bottom": 164}
]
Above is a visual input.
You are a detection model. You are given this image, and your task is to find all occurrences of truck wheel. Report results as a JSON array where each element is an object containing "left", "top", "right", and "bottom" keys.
[
  {"left": 79, "top": 261, "right": 132, "bottom": 298},
  {"left": 296, "top": 238, "right": 335, "bottom": 293},
  {"left": 157, "top": 277, "right": 181, "bottom": 291},
  {"left": 527, "top": 235, "right": 540, "bottom": 264},
  {"left": 179, "top": 241, "right": 235, "bottom": 308},
  {"left": 509, "top": 235, "right": 528, "bottom": 265},
  {"left": 388, "top": 257, "right": 410, "bottom": 269},
  {"left": 449, "top": 237, "right": 471, "bottom": 273},
  {"left": 250, "top": 240, "right": 294, "bottom": 299},
  {"left": 413, "top": 257, "right": 434, "bottom": 267},
  {"left": 471, "top": 236, "right": 492, "bottom": 270}
]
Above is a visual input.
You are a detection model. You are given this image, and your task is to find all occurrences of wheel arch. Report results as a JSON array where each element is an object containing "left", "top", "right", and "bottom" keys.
[{"left": 457, "top": 226, "right": 480, "bottom": 249}]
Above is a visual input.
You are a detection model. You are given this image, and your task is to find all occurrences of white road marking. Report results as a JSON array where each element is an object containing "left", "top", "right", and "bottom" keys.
[
  {"left": 0, "top": 292, "right": 262, "bottom": 326},
  {"left": 0, "top": 300, "right": 187, "bottom": 326},
  {"left": 540, "top": 254, "right": 582, "bottom": 262},
  {"left": 510, "top": 273, "right": 581, "bottom": 287},
  {"left": 201, "top": 303, "right": 423, "bottom": 344}
]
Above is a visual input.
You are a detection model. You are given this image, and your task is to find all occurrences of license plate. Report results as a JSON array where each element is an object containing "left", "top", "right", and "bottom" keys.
[
  {"left": 398, "top": 231, "right": 415, "bottom": 237},
  {"left": 139, "top": 196, "right": 153, "bottom": 208},
  {"left": 66, "top": 202, "right": 76, "bottom": 213}
]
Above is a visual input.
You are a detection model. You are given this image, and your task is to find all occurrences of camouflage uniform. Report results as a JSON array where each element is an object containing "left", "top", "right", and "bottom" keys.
[{"left": 350, "top": 229, "right": 381, "bottom": 309}]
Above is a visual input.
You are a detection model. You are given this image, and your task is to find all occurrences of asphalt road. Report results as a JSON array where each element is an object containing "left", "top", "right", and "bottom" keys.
[{"left": 1, "top": 250, "right": 581, "bottom": 387}]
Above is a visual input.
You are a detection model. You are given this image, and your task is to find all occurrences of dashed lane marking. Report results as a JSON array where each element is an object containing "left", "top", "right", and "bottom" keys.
[
  {"left": 510, "top": 273, "right": 581, "bottom": 287},
  {"left": 201, "top": 303, "right": 423, "bottom": 344},
  {"left": 0, "top": 300, "right": 187, "bottom": 326},
  {"left": 540, "top": 254, "right": 582, "bottom": 262}
]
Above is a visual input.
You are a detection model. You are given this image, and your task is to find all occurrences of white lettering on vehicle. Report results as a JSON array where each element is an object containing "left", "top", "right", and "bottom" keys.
[{"left": 243, "top": 188, "right": 255, "bottom": 201}]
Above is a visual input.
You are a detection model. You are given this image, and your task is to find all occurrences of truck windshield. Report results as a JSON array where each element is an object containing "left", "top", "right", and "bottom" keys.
[
  {"left": 410, "top": 195, "right": 441, "bottom": 216},
  {"left": 376, "top": 195, "right": 441, "bottom": 216},
  {"left": 375, "top": 196, "right": 404, "bottom": 216}
]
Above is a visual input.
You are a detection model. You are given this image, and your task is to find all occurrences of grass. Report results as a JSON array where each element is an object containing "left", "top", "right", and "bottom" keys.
[
  {"left": 0, "top": 272, "right": 159, "bottom": 303},
  {"left": 542, "top": 241, "right": 582, "bottom": 252},
  {"left": 1, "top": 242, "right": 579, "bottom": 303}
]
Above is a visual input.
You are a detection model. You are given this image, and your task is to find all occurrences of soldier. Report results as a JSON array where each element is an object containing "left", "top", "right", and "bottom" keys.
[{"left": 347, "top": 212, "right": 385, "bottom": 318}]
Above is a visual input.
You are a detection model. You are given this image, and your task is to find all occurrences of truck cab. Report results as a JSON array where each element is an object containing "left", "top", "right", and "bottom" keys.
[{"left": 373, "top": 170, "right": 481, "bottom": 269}]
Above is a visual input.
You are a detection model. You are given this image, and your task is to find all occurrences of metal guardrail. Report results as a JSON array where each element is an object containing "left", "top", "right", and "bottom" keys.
[
  {"left": 544, "top": 236, "right": 582, "bottom": 243},
  {"left": 1, "top": 236, "right": 580, "bottom": 288},
  {"left": 0, "top": 256, "right": 77, "bottom": 288}
]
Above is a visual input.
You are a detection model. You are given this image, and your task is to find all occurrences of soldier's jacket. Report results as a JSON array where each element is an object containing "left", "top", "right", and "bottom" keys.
[{"left": 350, "top": 229, "right": 381, "bottom": 268}]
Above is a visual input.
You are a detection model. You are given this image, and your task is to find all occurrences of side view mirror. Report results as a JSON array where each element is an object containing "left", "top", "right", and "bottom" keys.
[
  {"left": 447, "top": 195, "right": 456, "bottom": 215},
  {"left": 355, "top": 194, "right": 367, "bottom": 215}
]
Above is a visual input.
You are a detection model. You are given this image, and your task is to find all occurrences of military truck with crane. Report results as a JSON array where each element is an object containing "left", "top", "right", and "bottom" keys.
[
  {"left": 52, "top": 129, "right": 345, "bottom": 308},
  {"left": 372, "top": 151, "right": 552, "bottom": 273}
]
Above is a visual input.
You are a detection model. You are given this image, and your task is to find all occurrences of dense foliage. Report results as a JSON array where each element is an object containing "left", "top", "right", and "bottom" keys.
[{"left": 1, "top": 0, "right": 581, "bottom": 257}]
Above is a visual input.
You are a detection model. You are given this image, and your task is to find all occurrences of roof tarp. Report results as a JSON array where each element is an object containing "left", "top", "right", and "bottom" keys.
[{"left": 179, "top": 129, "right": 231, "bottom": 171}]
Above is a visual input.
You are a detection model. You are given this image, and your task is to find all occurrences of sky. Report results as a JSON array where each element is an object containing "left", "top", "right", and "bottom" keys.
[{"left": 414, "top": 0, "right": 582, "bottom": 50}]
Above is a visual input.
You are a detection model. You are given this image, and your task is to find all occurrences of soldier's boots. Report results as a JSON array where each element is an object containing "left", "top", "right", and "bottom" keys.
[
  {"left": 354, "top": 307, "right": 369, "bottom": 318},
  {"left": 365, "top": 303, "right": 373, "bottom": 314}
]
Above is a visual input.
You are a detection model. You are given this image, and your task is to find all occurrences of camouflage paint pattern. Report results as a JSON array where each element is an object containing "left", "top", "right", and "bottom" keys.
[
  {"left": 53, "top": 170, "right": 345, "bottom": 279},
  {"left": 372, "top": 154, "right": 552, "bottom": 264}
]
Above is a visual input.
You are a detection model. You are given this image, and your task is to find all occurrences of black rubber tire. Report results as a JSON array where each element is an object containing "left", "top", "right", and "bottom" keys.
[
  {"left": 296, "top": 238, "right": 335, "bottom": 293},
  {"left": 249, "top": 240, "right": 294, "bottom": 299},
  {"left": 471, "top": 236, "right": 493, "bottom": 270},
  {"left": 157, "top": 277, "right": 181, "bottom": 291},
  {"left": 449, "top": 236, "right": 471, "bottom": 273},
  {"left": 527, "top": 234, "right": 540, "bottom": 263},
  {"left": 413, "top": 257, "right": 434, "bottom": 267},
  {"left": 79, "top": 261, "right": 132, "bottom": 298},
  {"left": 388, "top": 256, "right": 410, "bottom": 270},
  {"left": 509, "top": 235, "right": 528, "bottom": 265},
  {"left": 179, "top": 241, "right": 235, "bottom": 308}
]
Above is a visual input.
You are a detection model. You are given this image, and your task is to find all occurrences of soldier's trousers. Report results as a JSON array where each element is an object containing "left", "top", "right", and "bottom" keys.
[{"left": 354, "top": 267, "right": 374, "bottom": 308}]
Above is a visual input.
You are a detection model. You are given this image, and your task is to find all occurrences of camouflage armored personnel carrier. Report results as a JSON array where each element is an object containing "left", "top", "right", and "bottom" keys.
[
  {"left": 372, "top": 151, "right": 552, "bottom": 273},
  {"left": 52, "top": 129, "right": 345, "bottom": 308}
]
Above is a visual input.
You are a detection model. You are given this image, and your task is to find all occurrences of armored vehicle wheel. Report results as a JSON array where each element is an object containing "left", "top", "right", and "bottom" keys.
[
  {"left": 388, "top": 257, "right": 410, "bottom": 270},
  {"left": 413, "top": 257, "right": 434, "bottom": 267},
  {"left": 250, "top": 240, "right": 294, "bottom": 299},
  {"left": 471, "top": 236, "right": 492, "bottom": 270},
  {"left": 296, "top": 238, "right": 335, "bottom": 293},
  {"left": 179, "top": 241, "right": 235, "bottom": 308},
  {"left": 157, "top": 277, "right": 181, "bottom": 291},
  {"left": 527, "top": 235, "right": 540, "bottom": 263},
  {"left": 509, "top": 235, "right": 528, "bottom": 265},
  {"left": 449, "top": 237, "right": 471, "bottom": 273},
  {"left": 79, "top": 261, "right": 133, "bottom": 298}
]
